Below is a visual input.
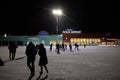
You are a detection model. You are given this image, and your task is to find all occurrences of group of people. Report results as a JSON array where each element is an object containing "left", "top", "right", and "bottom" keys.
[
  {"left": 8, "top": 42, "right": 48, "bottom": 79},
  {"left": 49, "top": 43, "right": 75, "bottom": 53},
  {"left": 50, "top": 43, "right": 72, "bottom": 53},
  {"left": 25, "top": 42, "right": 48, "bottom": 78},
  {"left": 49, "top": 42, "right": 87, "bottom": 53}
]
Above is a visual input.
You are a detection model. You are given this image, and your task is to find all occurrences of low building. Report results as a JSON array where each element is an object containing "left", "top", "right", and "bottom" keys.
[{"left": 0, "top": 29, "right": 120, "bottom": 46}]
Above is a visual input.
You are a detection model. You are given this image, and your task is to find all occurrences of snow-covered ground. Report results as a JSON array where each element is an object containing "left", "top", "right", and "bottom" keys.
[{"left": 0, "top": 46, "right": 120, "bottom": 80}]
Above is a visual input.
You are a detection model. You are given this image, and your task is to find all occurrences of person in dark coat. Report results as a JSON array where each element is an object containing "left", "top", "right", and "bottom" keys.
[
  {"left": 74, "top": 43, "right": 79, "bottom": 50},
  {"left": 49, "top": 43, "right": 53, "bottom": 52},
  {"left": 69, "top": 43, "right": 73, "bottom": 52},
  {"left": 83, "top": 43, "right": 86, "bottom": 48},
  {"left": 38, "top": 43, "right": 48, "bottom": 74},
  {"left": 56, "top": 43, "right": 60, "bottom": 54},
  {"left": 8, "top": 42, "right": 18, "bottom": 60},
  {"left": 25, "top": 42, "right": 37, "bottom": 77}
]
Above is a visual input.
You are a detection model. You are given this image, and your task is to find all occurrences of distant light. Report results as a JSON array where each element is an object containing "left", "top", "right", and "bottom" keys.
[
  {"left": 66, "top": 37, "right": 68, "bottom": 39},
  {"left": 52, "top": 9, "right": 63, "bottom": 16},
  {"left": 4, "top": 33, "right": 7, "bottom": 37}
]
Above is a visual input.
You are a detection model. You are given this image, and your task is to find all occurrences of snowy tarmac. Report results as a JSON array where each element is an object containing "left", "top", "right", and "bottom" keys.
[{"left": 0, "top": 45, "right": 120, "bottom": 80}]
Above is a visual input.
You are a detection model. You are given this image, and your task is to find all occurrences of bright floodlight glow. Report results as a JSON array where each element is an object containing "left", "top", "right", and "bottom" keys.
[
  {"left": 57, "top": 10, "right": 62, "bottom": 15},
  {"left": 52, "top": 9, "right": 62, "bottom": 16}
]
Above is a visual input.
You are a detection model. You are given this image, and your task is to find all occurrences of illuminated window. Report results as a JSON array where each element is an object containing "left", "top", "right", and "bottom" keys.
[
  {"left": 50, "top": 40, "right": 57, "bottom": 45},
  {"left": 73, "top": 38, "right": 76, "bottom": 42},
  {"left": 95, "top": 39, "right": 97, "bottom": 42},
  {"left": 71, "top": 39, "right": 73, "bottom": 43},
  {"left": 98, "top": 39, "right": 100, "bottom": 42},
  {"left": 80, "top": 39, "right": 83, "bottom": 43},
  {"left": 77, "top": 38, "right": 80, "bottom": 42},
  {"left": 83, "top": 38, "right": 86, "bottom": 42}
]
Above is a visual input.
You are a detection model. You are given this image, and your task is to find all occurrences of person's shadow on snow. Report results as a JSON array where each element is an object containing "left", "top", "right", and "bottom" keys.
[{"left": 36, "top": 73, "right": 48, "bottom": 80}]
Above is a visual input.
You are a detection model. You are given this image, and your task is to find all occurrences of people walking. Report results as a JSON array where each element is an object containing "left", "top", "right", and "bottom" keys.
[
  {"left": 25, "top": 42, "right": 37, "bottom": 78},
  {"left": 62, "top": 43, "right": 65, "bottom": 51},
  {"left": 49, "top": 43, "right": 53, "bottom": 52},
  {"left": 84, "top": 43, "right": 86, "bottom": 48},
  {"left": 69, "top": 43, "right": 73, "bottom": 52},
  {"left": 8, "top": 42, "right": 18, "bottom": 60},
  {"left": 38, "top": 43, "right": 48, "bottom": 74},
  {"left": 74, "top": 43, "right": 79, "bottom": 50},
  {"left": 56, "top": 42, "right": 60, "bottom": 54}
]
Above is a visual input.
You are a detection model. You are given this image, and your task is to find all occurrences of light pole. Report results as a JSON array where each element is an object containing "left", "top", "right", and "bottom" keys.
[{"left": 52, "top": 9, "right": 63, "bottom": 35}]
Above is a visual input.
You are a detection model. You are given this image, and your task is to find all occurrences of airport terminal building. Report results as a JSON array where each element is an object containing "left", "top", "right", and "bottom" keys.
[{"left": 0, "top": 29, "right": 120, "bottom": 46}]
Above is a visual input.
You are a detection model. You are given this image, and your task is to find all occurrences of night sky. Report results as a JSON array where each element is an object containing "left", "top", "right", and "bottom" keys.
[{"left": 0, "top": 0, "right": 119, "bottom": 35}]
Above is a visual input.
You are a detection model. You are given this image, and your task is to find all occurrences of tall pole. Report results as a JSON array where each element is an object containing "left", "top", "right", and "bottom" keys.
[
  {"left": 52, "top": 9, "right": 62, "bottom": 42},
  {"left": 56, "top": 16, "right": 58, "bottom": 36}
]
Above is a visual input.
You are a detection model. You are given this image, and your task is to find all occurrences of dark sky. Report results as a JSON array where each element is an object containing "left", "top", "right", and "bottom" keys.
[{"left": 0, "top": 0, "right": 119, "bottom": 35}]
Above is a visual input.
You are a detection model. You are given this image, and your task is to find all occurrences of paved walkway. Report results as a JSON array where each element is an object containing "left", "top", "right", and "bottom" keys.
[{"left": 0, "top": 46, "right": 120, "bottom": 80}]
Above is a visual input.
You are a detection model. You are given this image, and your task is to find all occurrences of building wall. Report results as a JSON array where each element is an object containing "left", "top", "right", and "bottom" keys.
[
  {"left": 0, "top": 36, "right": 27, "bottom": 46},
  {"left": 63, "top": 33, "right": 120, "bottom": 46},
  {"left": 0, "top": 35, "right": 62, "bottom": 46}
]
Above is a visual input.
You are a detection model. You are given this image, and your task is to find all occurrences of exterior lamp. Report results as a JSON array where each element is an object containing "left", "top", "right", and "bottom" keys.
[{"left": 52, "top": 9, "right": 63, "bottom": 35}]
